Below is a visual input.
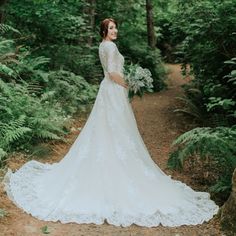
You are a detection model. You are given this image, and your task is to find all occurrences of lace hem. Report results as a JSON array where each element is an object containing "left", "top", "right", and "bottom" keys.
[{"left": 2, "top": 160, "right": 219, "bottom": 228}]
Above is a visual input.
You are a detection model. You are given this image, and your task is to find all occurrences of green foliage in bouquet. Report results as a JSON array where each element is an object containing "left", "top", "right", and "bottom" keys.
[{"left": 124, "top": 63, "right": 154, "bottom": 102}]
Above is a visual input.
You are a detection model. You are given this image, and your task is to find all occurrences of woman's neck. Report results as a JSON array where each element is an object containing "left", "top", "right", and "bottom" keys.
[{"left": 102, "top": 38, "right": 112, "bottom": 42}]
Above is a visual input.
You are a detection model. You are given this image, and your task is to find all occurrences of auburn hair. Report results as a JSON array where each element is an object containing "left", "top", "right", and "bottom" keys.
[{"left": 99, "top": 18, "right": 118, "bottom": 38}]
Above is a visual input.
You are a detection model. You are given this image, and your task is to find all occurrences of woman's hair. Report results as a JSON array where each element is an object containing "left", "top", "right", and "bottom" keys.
[{"left": 99, "top": 18, "right": 118, "bottom": 38}]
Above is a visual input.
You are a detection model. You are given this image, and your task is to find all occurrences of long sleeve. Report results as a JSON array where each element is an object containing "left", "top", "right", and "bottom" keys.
[{"left": 104, "top": 42, "right": 117, "bottom": 73}]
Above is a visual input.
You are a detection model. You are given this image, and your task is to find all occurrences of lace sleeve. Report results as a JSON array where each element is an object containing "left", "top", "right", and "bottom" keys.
[{"left": 104, "top": 42, "right": 117, "bottom": 73}]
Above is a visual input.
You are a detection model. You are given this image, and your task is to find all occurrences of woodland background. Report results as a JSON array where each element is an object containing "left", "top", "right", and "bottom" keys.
[{"left": 0, "top": 0, "right": 236, "bottom": 234}]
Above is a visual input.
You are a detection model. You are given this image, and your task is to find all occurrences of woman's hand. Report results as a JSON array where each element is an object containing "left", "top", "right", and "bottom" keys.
[
  {"left": 108, "top": 72, "right": 128, "bottom": 89},
  {"left": 116, "top": 77, "right": 128, "bottom": 89}
]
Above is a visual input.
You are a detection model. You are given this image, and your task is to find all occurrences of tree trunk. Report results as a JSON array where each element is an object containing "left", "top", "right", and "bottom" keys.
[
  {"left": 83, "top": 0, "right": 96, "bottom": 46},
  {"left": 87, "top": 0, "right": 96, "bottom": 46},
  {"left": 220, "top": 168, "right": 236, "bottom": 236},
  {"left": 146, "top": 0, "right": 156, "bottom": 48},
  {"left": 0, "top": 0, "right": 7, "bottom": 23}
]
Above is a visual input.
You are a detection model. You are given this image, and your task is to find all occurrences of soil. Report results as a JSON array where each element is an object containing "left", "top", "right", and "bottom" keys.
[{"left": 0, "top": 64, "right": 224, "bottom": 236}]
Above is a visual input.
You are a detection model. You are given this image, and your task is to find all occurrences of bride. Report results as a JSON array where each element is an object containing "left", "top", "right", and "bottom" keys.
[{"left": 2, "top": 18, "right": 219, "bottom": 227}]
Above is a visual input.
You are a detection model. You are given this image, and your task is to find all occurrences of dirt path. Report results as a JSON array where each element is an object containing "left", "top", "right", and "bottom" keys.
[{"left": 0, "top": 64, "right": 222, "bottom": 236}]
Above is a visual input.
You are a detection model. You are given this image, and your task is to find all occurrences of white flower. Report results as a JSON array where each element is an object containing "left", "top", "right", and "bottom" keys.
[{"left": 124, "top": 64, "right": 154, "bottom": 100}]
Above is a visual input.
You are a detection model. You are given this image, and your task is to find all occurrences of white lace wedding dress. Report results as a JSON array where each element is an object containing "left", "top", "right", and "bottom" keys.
[{"left": 2, "top": 40, "right": 219, "bottom": 227}]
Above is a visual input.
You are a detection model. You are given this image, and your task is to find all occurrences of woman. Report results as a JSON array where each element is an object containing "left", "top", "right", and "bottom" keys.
[{"left": 3, "top": 18, "right": 219, "bottom": 227}]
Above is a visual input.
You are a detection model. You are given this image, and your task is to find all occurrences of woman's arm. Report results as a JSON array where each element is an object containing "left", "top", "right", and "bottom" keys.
[
  {"left": 105, "top": 42, "right": 128, "bottom": 88},
  {"left": 108, "top": 72, "right": 128, "bottom": 88}
]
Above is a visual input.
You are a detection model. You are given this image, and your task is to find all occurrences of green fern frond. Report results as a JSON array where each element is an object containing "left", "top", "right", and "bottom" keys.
[
  {"left": 0, "top": 63, "right": 16, "bottom": 78},
  {"left": 0, "top": 115, "right": 32, "bottom": 148},
  {"left": 0, "top": 148, "right": 7, "bottom": 161},
  {"left": 4, "top": 127, "right": 31, "bottom": 144},
  {"left": 170, "top": 126, "right": 236, "bottom": 164},
  {"left": 174, "top": 96, "right": 204, "bottom": 119},
  {"left": 209, "top": 176, "right": 232, "bottom": 194},
  {"left": 0, "top": 24, "right": 20, "bottom": 34},
  {"left": 0, "top": 39, "right": 14, "bottom": 52},
  {"left": 29, "top": 56, "right": 50, "bottom": 69},
  {"left": 171, "top": 127, "right": 205, "bottom": 146},
  {"left": 25, "top": 81, "right": 44, "bottom": 94},
  {"left": 0, "top": 80, "right": 12, "bottom": 96},
  {"left": 168, "top": 126, "right": 236, "bottom": 194},
  {"left": 36, "top": 130, "right": 61, "bottom": 140}
]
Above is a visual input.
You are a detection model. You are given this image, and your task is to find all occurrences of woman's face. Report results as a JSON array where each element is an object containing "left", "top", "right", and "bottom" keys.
[{"left": 105, "top": 21, "right": 118, "bottom": 41}]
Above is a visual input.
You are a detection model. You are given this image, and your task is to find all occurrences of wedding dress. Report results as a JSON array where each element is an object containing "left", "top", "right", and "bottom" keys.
[{"left": 2, "top": 40, "right": 219, "bottom": 227}]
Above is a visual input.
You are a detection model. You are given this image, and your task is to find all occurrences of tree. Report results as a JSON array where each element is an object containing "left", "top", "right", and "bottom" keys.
[
  {"left": 146, "top": 0, "right": 156, "bottom": 48},
  {"left": 84, "top": 0, "right": 96, "bottom": 46},
  {"left": 0, "top": 0, "right": 7, "bottom": 23}
]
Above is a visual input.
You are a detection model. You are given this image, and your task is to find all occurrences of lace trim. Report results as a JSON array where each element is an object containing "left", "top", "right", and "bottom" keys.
[
  {"left": 99, "top": 41, "right": 124, "bottom": 76},
  {"left": 2, "top": 160, "right": 219, "bottom": 227}
]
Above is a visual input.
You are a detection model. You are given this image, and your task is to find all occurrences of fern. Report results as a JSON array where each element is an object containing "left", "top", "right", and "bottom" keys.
[
  {"left": 36, "top": 130, "right": 61, "bottom": 140},
  {"left": 0, "top": 115, "right": 31, "bottom": 149},
  {"left": 30, "top": 56, "right": 51, "bottom": 69},
  {"left": 24, "top": 80, "right": 44, "bottom": 95},
  {"left": 173, "top": 86, "right": 210, "bottom": 124},
  {"left": 20, "top": 56, "right": 50, "bottom": 72},
  {"left": 0, "top": 79, "right": 11, "bottom": 96},
  {"left": 0, "top": 80, "right": 66, "bottom": 166},
  {"left": 0, "top": 24, "right": 20, "bottom": 35},
  {"left": 4, "top": 126, "right": 32, "bottom": 145},
  {"left": 0, "top": 63, "right": 16, "bottom": 78},
  {"left": 168, "top": 125, "right": 236, "bottom": 194},
  {"left": 169, "top": 126, "right": 236, "bottom": 168},
  {"left": 46, "top": 69, "right": 98, "bottom": 114},
  {"left": 0, "top": 39, "right": 14, "bottom": 53},
  {"left": 0, "top": 148, "right": 7, "bottom": 162},
  {"left": 0, "top": 39, "right": 51, "bottom": 84},
  {"left": 209, "top": 176, "right": 232, "bottom": 193},
  {"left": 174, "top": 96, "right": 203, "bottom": 119},
  {"left": 0, "top": 29, "right": 96, "bottom": 168}
]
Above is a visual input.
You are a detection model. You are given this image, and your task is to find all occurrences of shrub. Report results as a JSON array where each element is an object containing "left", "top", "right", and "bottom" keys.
[{"left": 168, "top": 125, "right": 236, "bottom": 197}]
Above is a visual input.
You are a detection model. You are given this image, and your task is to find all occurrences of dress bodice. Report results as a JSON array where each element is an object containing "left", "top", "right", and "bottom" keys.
[{"left": 99, "top": 41, "right": 124, "bottom": 79}]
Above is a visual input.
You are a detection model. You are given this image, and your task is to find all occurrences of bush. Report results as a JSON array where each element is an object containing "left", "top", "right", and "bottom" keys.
[
  {"left": 45, "top": 69, "right": 98, "bottom": 114},
  {"left": 168, "top": 125, "right": 236, "bottom": 198},
  {"left": 0, "top": 80, "right": 66, "bottom": 167},
  {"left": 120, "top": 40, "right": 167, "bottom": 91},
  {"left": 170, "top": 0, "right": 236, "bottom": 125},
  {"left": 0, "top": 26, "right": 98, "bottom": 167}
]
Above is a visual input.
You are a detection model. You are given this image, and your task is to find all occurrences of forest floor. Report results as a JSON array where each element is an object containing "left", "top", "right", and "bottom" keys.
[{"left": 0, "top": 64, "right": 224, "bottom": 236}]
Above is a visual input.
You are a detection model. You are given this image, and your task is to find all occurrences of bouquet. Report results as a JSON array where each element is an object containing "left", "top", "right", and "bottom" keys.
[{"left": 124, "top": 63, "right": 154, "bottom": 102}]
